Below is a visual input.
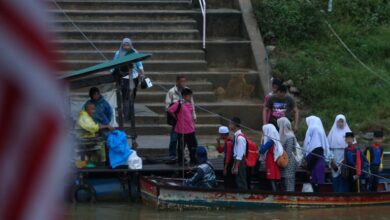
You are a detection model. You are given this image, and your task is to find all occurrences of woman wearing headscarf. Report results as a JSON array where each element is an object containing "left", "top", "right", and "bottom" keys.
[
  {"left": 259, "top": 124, "right": 284, "bottom": 191},
  {"left": 113, "top": 38, "right": 145, "bottom": 119},
  {"left": 277, "top": 117, "right": 298, "bottom": 192},
  {"left": 304, "top": 116, "right": 330, "bottom": 192},
  {"left": 327, "top": 114, "right": 351, "bottom": 192}
]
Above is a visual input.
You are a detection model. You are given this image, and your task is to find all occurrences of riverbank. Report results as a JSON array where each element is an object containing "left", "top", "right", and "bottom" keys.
[{"left": 253, "top": 0, "right": 390, "bottom": 148}]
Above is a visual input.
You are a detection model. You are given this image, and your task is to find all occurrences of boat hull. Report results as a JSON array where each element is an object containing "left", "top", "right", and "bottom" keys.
[{"left": 140, "top": 176, "right": 390, "bottom": 210}]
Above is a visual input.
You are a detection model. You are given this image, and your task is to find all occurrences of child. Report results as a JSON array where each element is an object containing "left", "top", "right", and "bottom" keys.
[
  {"left": 168, "top": 88, "right": 197, "bottom": 165},
  {"left": 365, "top": 131, "right": 385, "bottom": 192},
  {"left": 216, "top": 126, "right": 235, "bottom": 189},
  {"left": 259, "top": 124, "right": 283, "bottom": 192},
  {"left": 344, "top": 132, "right": 362, "bottom": 192},
  {"left": 184, "top": 146, "right": 217, "bottom": 188}
]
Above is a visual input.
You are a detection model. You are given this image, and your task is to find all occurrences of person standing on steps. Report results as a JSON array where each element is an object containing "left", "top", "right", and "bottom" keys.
[
  {"left": 263, "top": 78, "right": 282, "bottom": 125},
  {"left": 165, "top": 75, "right": 196, "bottom": 163},
  {"left": 263, "top": 84, "right": 299, "bottom": 131},
  {"left": 229, "top": 117, "right": 248, "bottom": 190},
  {"left": 112, "top": 38, "right": 145, "bottom": 147},
  {"left": 168, "top": 88, "right": 197, "bottom": 165}
]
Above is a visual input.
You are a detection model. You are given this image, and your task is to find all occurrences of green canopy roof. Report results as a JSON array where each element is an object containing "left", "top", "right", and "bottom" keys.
[{"left": 59, "top": 53, "right": 151, "bottom": 80}]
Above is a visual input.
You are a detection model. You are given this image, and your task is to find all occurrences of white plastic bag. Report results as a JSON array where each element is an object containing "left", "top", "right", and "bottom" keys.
[
  {"left": 302, "top": 183, "right": 314, "bottom": 193},
  {"left": 293, "top": 140, "right": 304, "bottom": 166},
  {"left": 128, "top": 151, "right": 142, "bottom": 170}
]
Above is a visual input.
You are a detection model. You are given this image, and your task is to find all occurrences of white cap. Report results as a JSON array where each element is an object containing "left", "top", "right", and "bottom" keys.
[{"left": 218, "top": 126, "right": 229, "bottom": 134}]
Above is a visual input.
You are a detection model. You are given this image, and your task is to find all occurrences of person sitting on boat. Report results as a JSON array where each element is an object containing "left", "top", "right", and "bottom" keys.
[
  {"left": 184, "top": 146, "right": 217, "bottom": 189},
  {"left": 277, "top": 117, "right": 298, "bottom": 192},
  {"left": 77, "top": 102, "right": 114, "bottom": 138},
  {"left": 259, "top": 124, "right": 283, "bottom": 192},
  {"left": 327, "top": 114, "right": 351, "bottom": 193},
  {"left": 85, "top": 87, "right": 113, "bottom": 137},
  {"left": 216, "top": 126, "right": 236, "bottom": 189},
  {"left": 344, "top": 132, "right": 363, "bottom": 192},
  {"left": 364, "top": 130, "right": 384, "bottom": 192},
  {"left": 303, "top": 116, "right": 330, "bottom": 192}
]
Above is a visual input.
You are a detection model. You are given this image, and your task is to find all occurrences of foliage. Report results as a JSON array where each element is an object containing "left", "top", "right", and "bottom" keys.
[{"left": 254, "top": 0, "right": 390, "bottom": 147}]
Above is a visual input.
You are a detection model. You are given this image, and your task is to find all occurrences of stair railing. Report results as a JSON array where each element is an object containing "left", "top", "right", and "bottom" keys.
[{"left": 198, "top": 0, "right": 206, "bottom": 49}]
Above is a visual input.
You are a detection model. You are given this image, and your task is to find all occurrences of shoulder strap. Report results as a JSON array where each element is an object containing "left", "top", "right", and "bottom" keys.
[{"left": 174, "top": 101, "right": 182, "bottom": 114}]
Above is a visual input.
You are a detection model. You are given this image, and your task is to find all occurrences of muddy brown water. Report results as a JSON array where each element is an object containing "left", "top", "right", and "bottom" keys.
[{"left": 66, "top": 203, "right": 390, "bottom": 220}]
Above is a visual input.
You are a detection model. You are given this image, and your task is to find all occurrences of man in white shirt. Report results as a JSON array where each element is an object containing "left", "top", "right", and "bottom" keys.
[
  {"left": 229, "top": 117, "right": 248, "bottom": 190},
  {"left": 165, "top": 75, "right": 196, "bottom": 162}
]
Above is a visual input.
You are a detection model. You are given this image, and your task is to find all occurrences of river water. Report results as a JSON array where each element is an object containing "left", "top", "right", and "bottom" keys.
[{"left": 66, "top": 203, "right": 390, "bottom": 220}]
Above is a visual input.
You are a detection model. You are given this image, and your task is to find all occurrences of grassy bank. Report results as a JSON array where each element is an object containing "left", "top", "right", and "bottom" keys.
[{"left": 253, "top": 0, "right": 390, "bottom": 147}]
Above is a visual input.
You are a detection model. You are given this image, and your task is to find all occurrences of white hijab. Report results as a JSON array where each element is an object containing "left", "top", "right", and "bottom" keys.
[
  {"left": 262, "top": 124, "right": 284, "bottom": 161},
  {"left": 327, "top": 114, "right": 352, "bottom": 149},
  {"left": 277, "top": 117, "right": 296, "bottom": 145},
  {"left": 304, "top": 116, "right": 330, "bottom": 157}
]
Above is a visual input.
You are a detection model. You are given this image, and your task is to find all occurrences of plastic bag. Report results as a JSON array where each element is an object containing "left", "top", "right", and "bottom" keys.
[
  {"left": 302, "top": 183, "right": 314, "bottom": 193},
  {"left": 293, "top": 140, "right": 304, "bottom": 166},
  {"left": 128, "top": 151, "right": 142, "bottom": 170}
]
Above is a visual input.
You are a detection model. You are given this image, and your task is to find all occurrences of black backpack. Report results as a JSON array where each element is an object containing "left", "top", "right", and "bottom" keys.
[{"left": 166, "top": 102, "right": 182, "bottom": 126}]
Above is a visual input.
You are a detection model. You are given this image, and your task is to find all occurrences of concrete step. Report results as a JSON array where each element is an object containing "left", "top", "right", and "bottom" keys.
[
  {"left": 136, "top": 91, "right": 216, "bottom": 103},
  {"left": 60, "top": 60, "right": 208, "bottom": 71},
  {"left": 124, "top": 123, "right": 221, "bottom": 135},
  {"left": 145, "top": 70, "right": 259, "bottom": 81},
  {"left": 66, "top": 70, "right": 259, "bottom": 89},
  {"left": 54, "top": 20, "right": 197, "bottom": 30},
  {"left": 135, "top": 114, "right": 220, "bottom": 125},
  {"left": 148, "top": 81, "right": 213, "bottom": 91},
  {"left": 49, "top": 10, "right": 196, "bottom": 20},
  {"left": 52, "top": 29, "right": 200, "bottom": 40},
  {"left": 54, "top": 40, "right": 203, "bottom": 50},
  {"left": 50, "top": 0, "right": 192, "bottom": 10},
  {"left": 57, "top": 50, "right": 205, "bottom": 61}
]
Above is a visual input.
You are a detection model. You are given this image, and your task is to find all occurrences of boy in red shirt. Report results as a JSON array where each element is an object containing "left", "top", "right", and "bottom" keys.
[
  {"left": 168, "top": 88, "right": 197, "bottom": 165},
  {"left": 216, "top": 126, "right": 236, "bottom": 188}
]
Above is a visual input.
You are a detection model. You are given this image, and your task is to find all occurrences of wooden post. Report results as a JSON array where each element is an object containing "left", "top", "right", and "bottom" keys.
[{"left": 116, "top": 78, "right": 124, "bottom": 129}]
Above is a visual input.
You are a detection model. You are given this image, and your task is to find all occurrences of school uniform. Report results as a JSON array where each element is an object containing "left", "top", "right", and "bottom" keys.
[
  {"left": 344, "top": 145, "right": 362, "bottom": 192},
  {"left": 233, "top": 130, "right": 248, "bottom": 190},
  {"left": 218, "top": 137, "right": 235, "bottom": 189},
  {"left": 365, "top": 144, "right": 384, "bottom": 192}
]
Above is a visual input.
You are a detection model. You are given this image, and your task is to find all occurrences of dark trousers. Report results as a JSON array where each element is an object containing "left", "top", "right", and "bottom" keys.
[
  {"left": 168, "top": 127, "right": 179, "bottom": 158},
  {"left": 235, "top": 160, "right": 248, "bottom": 190},
  {"left": 121, "top": 78, "right": 139, "bottom": 121},
  {"left": 369, "top": 165, "right": 380, "bottom": 192},
  {"left": 177, "top": 132, "right": 197, "bottom": 164},
  {"left": 224, "top": 163, "right": 236, "bottom": 189}
]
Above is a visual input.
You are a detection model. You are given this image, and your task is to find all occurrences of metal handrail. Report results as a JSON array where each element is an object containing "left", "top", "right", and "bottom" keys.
[{"left": 198, "top": 0, "right": 206, "bottom": 49}]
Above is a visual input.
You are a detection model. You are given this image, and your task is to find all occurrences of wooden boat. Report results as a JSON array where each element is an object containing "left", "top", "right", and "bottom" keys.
[{"left": 140, "top": 176, "right": 390, "bottom": 210}]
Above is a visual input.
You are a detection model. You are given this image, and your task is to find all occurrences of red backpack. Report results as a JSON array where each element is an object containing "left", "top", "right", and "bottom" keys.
[{"left": 237, "top": 134, "right": 259, "bottom": 167}]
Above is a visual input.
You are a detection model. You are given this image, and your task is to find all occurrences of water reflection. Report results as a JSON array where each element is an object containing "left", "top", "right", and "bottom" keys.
[{"left": 66, "top": 203, "right": 390, "bottom": 220}]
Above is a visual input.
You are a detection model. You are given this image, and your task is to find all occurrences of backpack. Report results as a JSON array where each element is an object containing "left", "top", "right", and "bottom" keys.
[
  {"left": 166, "top": 102, "right": 182, "bottom": 126},
  {"left": 237, "top": 134, "right": 259, "bottom": 167}
]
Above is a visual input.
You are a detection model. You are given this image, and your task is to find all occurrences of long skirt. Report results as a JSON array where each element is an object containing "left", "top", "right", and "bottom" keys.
[{"left": 306, "top": 147, "right": 325, "bottom": 185}]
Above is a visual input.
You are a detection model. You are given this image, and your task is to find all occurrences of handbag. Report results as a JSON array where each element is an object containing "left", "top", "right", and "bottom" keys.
[
  {"left": 276, "top": 150, "right": 289, "bottom": 168},
  {"left": 140, "top": 77, "right": 153, "bottom": 89}
]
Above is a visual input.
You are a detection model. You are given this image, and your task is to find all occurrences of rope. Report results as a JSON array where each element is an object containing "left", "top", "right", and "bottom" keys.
[
  {"left": 304, "top": 0, "right": 390, "bottom": 85},
  {"left": 53, "top": 0, "right": 390, "bottom": 183},
  {"left": 51, "top": 0, "right": 108, "bottom": 61}
]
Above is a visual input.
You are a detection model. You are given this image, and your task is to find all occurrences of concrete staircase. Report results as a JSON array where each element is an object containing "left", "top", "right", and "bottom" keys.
[{"left": 52, "top": 0, "right": 264, "bottom": 156}]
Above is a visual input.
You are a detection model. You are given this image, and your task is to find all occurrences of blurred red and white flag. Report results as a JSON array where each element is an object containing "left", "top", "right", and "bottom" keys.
[{"left": 0, "top": 1, "right": 69, "bottom": 220}]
